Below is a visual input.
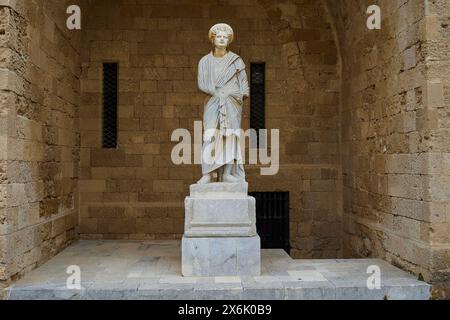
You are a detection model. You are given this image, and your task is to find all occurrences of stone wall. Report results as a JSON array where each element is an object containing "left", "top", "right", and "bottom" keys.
[
  {"left": 324, "top": 0, "right": 450, "bottom": 298},
  {"left": 422, "top": 0, "right": 450, "bottom": 299},
  {"left": 0, "top": 0, "right": 447, "bottom": 299},
  {"left": 79, "top": 0, "right": 343, "bottom": 258},
  {"left": 0, "top": 0, "right": 82, "bottom": 291}
]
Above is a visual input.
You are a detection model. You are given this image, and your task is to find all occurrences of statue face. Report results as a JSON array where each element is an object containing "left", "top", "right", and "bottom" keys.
[{"left": 214, "top": 30, "right": 230, "bottom": 49}]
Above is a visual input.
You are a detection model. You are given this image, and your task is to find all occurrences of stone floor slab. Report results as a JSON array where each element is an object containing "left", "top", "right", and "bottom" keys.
[{"left": 5, "top": 240, "right": 431, "bottom": 300}]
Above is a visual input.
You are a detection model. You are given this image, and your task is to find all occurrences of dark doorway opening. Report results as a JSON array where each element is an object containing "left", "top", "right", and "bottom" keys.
[{"left": 249, "top": 192, "right": 290, "bottom": 254}]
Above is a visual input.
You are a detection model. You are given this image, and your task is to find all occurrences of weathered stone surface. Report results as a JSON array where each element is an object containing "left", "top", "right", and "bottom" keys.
[
  {"left": 182, "top": 181, "right": 261, "bottom": 277},
  {"left": 182, "top": 236, "right": 261, "bottom": 277},
  {"left": 324, "top": 0, "right": 450, "bottom": 298},
  {"left": 5, "top": 240, "right": 431, "bottom": 300},
  {"left": 184, "top": 183, "right": 257, "bottom": 237},
  {"left": 0, "top": 0, "right": 447, "bottom": 299},
  {"left": 76, "top": 0, "right": 343, "bottom": 262},
  {"left": 190, "top": 182, "right": 248, "bottom": 198},
  {"left": 0, "top": 0, "right": 82, "bottom": 290}
]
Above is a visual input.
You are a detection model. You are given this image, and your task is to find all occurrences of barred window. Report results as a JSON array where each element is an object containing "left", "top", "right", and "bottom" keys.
[
  {"left": 102, "top": 63, "right": 118, "bottom": 149},
  {"left": 250, "top": 63, "right": 266, "bottom": 147}
]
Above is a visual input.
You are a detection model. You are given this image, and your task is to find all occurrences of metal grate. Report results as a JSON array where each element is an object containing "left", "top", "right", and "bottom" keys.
[
  {"left": 250, "top": 63, "right": 266, "bottom": 147},
  {"left": 250, "top": 192, "right": 290, "bottom": 254},
  {"left": 102, "top": 63, "right": 118, "bottom": 149}
]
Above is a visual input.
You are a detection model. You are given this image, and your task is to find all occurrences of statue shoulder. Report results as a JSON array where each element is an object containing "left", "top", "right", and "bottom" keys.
[
  {"left": 199, "top": 53, "right": 211, "bottom": 66},
  {"left": 234, "top": 56, "right": 246, "bottom": 70}
]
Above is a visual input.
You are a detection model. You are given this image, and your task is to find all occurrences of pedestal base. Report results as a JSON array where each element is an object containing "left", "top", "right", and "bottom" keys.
[
  {"left": 184, "top": 183, "right": 256, "bottom": 238},
  {"left": 182, "top": 183, "right": 261, "bottom": 277},
  {"left": 182, "top": 236, "right": 261, "bottom": 277}
]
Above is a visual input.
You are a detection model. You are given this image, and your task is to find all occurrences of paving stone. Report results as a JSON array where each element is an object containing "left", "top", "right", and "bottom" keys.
[
  {"left": 384, "top": 285, "right": 431, "bottom": 300},
  {"left": 242, "top": 280, "right": 285, "bottom": 300},
  {"left": 137, "top": 280, "right": 161, "bottom": 300},
  {"left": 335, "top": 286, "right": 386, "bottom": 300},
  {"left": 159, "top": 283, "right": 195, "bottom": 300},
  {"left": 284, "top": 281, "right": 336, "bottom": 300},
  {"left": 193, "top": 283, "right": 243, "bottom": 300},
  {"left": 6, "top": 240, "right": 431, "bottom": 300},
  {"left": 214, "top": 277, "right": 241, "bottom": 284},
  {"left": 287, "top": 270, "right": 328, "bottom": 282}
]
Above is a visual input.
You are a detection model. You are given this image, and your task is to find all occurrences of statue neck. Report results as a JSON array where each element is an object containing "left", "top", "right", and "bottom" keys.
[{"left": 213, "top": 47, "right": 228, "bottom": 58}]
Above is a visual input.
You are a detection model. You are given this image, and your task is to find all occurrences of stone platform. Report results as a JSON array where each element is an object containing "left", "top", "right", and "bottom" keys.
[
  {"left": 5, "top": 240, "right": 430, "bottom": 300},
  {"left": 182, "top": 183, "right": 260, "bottom": 277}
]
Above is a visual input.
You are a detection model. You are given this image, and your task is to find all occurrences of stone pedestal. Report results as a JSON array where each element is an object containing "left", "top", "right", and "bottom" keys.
[{"left": 182, "top": 183, "right": 261, "bottom": 277}]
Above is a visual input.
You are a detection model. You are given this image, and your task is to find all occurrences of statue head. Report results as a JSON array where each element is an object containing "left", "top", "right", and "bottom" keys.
[{"left": 209, "top": 23, "right": 234, "bottom": 50}]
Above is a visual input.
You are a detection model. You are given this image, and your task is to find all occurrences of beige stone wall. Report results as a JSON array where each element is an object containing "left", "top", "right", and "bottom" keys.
[
  {"left": 422, "top": 0, "right": 450, "bottom": 299},
  {"left": 325, "top": 0, "right": 450, "bottom": 298},
  {"left": 79, "top": 0, "right": 343, "bottom": 258},
  {"left": 0, "top": 0, "right": 82, "bottom": 290},
  {"left": 0, "top": 0, "right": 447, "bottom": 299}
]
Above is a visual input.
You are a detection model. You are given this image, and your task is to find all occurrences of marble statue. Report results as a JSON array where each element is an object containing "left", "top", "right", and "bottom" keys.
[
  {"left": 197, "top": 23, "right": 250, "bottom": 185},
  {"left": 182, "top": 25, "right": 261, "bottom": 276}
]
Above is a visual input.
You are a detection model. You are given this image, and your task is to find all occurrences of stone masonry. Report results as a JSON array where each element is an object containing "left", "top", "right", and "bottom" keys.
[
  {"left": 0, "top": 0, "right": 84, "bottom": 294},
  {"left": 325, "top": 0, "right": 450, "bottom": 299},
  {"left": 0, "top": 0, "right": 448, "bottom": 299},
  {"left": 78, "top": 0, "right": 343, "bottom": 262}
]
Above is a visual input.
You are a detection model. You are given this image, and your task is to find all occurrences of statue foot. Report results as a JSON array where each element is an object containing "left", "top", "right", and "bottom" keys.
[
  {"left": 197, "top": 174, "right": 212, "bottom": 185},
  {"left": 222, "top": 174, "right": 241, "bottom": 183}
]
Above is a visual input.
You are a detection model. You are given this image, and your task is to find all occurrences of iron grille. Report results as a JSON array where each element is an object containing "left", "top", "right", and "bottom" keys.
[
  {"left": 250, "top": 63, "right": 265, "bottom": 147},
  {"left": 102, "top": 63, "right": 118, "bottom": 149},
  {"left": 250, "top": 192, "right": 290, "bottom": 254}
]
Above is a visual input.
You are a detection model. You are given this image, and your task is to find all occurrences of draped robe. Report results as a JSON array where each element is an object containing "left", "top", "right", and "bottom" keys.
[{"left": 198, "top": 51, "right": 250, "bottom": 178}]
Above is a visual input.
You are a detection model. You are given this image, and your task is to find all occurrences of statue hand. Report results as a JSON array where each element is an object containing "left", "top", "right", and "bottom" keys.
[{"left": 214, "top": 88, "right": 227, "bottom": 99}]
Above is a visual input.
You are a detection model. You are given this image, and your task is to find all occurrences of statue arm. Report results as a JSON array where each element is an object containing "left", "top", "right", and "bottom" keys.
[
  {"left": 235, "top": 58, "right": 249, "bottom": 99},
  {"left": 239, "top": 68, "right": 250, "bottom": 99},
  {"left": 198, "top": 59, "right": 214, "bottom": 96}
]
